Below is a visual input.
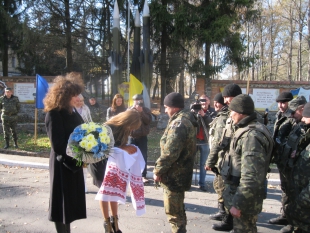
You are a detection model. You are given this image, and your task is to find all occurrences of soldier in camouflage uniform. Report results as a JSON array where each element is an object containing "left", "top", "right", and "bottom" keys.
[
  {"left": 275, "top": 96, "right": 307, "bottom": 233},
  {"left": 153, "top": 92, "right": 196, "bottom": 233},
  {"left": 0, "top": 87, "right": 20, "bottom": 149},
  {"left": 205, "top": 93, "right": 229, "bottom": 222},
  {"left": 283, "top": 102, "right": 310, "bottom": 233},
  {"left": 269, "top": 92, "right": 295, "bottom": 227},
  {"left": 221, "top": 94, "right": 273, "bottom": 233},
  {"left": 205, "top": 84, "right": 242, "bottom": 231}
]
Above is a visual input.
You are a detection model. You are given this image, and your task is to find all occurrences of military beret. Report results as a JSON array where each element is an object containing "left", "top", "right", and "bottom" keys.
[
  {"left": 5, "top": 87, "right": 12, "bottom": 91},
  {"left": 164, "top": 92, "right": 184, "bottom": 108},
  {"left": 302, "top": 102, "right": 310, "bottom": 117},
  {"left": 222, "top": 84, "right": 242, "bottom": 98},
  {"left": 229, "top": 94, "right": 254, "bottom": 115},
  {"left": 276, "top": 92, "right": 293, "bottom": 103},
  {"left": 213, "top": 93, "right": 225, "bottom": 106},
  {"left": 132, "top": 94, "right": 143, "bottom": 100},
  {"left": 288, "top": 96, "right": 307, "bottom": 112}
]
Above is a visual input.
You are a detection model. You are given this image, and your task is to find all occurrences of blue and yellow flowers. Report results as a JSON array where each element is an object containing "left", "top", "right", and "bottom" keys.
[{"left": 67, "top": 122, "right": 114, "bottom": 165}]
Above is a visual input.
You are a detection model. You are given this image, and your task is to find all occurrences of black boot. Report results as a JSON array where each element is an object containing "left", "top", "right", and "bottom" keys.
[
  {"left": 3, "top": 139, "right": 9, "bottom": 149},
  {"left": 55, "top": 222, "right": 70, "bottom": 233},
  {"left": 210, "top": 202, "right": 226, "bottom": 221},
  {"left": 111, "top": 215, "right": 122, "bottom": 233},
  {"left": 13, "top": 139, "right": 18, "bottom": 148},
  {"left": 212, "top": 213, "right": 233, "bottom": 231},
  {"left": 268, "top": 214, "right": 288, "bottom": 225}
]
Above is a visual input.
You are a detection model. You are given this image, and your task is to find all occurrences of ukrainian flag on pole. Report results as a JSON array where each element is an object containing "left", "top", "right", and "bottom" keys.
[{"left": 128, "top": 74, "right": 143, "bottom": 107}]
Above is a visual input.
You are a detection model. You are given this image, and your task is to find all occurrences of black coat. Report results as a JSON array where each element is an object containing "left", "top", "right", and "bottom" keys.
[{"left": 45, "top": 109, "right": 86, "bottom": 224}]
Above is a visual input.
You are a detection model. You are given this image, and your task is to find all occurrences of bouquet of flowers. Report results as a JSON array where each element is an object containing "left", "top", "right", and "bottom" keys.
[{"left": 66, "top": 122, "right": 115, "bottom": 165}]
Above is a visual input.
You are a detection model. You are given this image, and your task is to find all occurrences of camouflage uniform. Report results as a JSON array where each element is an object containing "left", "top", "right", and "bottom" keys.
[
  {"left": 0, "top": 94, "right": 20, "bottom": 141},
  {"left": 153, "top": 110, "right": 196, "bottom": 233},
  {"left": 221, "top": 114, "right": 273, "bottom": 233},
  {"left": 272, "top": 109, "right": 295, "bottom": 216},
  {"left": 207, "top": 105, "right": 229, "bottom": 202},
  {"left": 284, "top": 124, "right": 310, "bottom": 233}
]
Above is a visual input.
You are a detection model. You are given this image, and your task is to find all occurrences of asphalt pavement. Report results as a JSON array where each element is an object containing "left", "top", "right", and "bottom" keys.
[{"left": 0, "top": 152, "right": 283, "bottom": 233}]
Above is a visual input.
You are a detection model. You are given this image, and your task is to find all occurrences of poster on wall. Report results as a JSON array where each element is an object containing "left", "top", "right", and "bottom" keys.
[
  {"left": 252, "top": 89, "right": 279, "bottom": 111},
  {"left": 14, "top": 83, "right": 36, "bottom": 103},
  {"left": 296, "top": 87, "right": 310, "bottom": 102}
]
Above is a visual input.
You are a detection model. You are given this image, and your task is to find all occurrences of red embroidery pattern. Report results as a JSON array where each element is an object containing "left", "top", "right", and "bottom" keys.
[
  {"left": 137, "top": 204, "right": 145, "bottom": 210},
  {"left": 130, "top": 173, "right": 145, "bottom": 207},
  {"left": 103, "top": 164, "right": 127, "bottom": 193}
]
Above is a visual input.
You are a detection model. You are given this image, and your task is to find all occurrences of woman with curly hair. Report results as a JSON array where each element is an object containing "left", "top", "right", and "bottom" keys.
[
  {"left": 44, "top": 72, "right": 86, "bottom": 233},
  {"left": 89, "top": 110, "right": 145, "bottom": 233},
  {"left": 106, "top": 94, "right": 126, "bottom": 120}
]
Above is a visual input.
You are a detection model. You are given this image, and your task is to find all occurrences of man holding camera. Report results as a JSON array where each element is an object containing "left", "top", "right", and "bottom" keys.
[
  {"left": 129, "top": 94, "right": 152, "bottom": 183},
  {"left": 195, "top": 94, "right": 215, "bottom": 191}
]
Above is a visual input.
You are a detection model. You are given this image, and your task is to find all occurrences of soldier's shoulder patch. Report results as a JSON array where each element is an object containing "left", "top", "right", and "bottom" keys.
[{"left": 170, "top": 120, "right": 182, "bottom": 129}]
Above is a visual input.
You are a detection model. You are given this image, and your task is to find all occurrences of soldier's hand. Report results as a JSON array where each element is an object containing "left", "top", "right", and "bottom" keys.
[
  {"left": 153, "top": 174, "right": 161, "bottom": 182},
  {"left": 230, "top": 206, "right": 241, "bottom": 218},
  {"left": 205, "top": 165, "right": 212, "bottom": 171}
]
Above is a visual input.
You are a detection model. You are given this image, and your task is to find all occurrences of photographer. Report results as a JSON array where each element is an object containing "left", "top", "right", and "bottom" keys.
[
  {"left": 192, "top": 94, "right": 215, "bottom": 191},
  {"left": 129, "top": 94, "right": 152, "bottom": 183}
]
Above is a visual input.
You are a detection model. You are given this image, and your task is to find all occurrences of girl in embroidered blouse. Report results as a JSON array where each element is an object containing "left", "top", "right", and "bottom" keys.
[{"left": 90, "top": 110, "right": 142, "bottom": 233}]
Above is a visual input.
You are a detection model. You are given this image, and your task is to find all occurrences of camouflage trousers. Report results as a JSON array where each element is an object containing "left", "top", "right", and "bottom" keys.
[
  {"left": 233, "top": 214, "right": 258, "bottom": 233},
  {"left": 285, "top": 202, "right": 310, "bottom": 233},
  {"left": 163, "top": 188, "right": 187, "bottom": 233},
  {"left": 278, "top": 165, "right": 290, "bottom": 214},
  {"left": 1, "top": 115, "right": 18, "bottom": 140},
  {"left": 213, "top": 174, "right": 225, "bottom": 202}
]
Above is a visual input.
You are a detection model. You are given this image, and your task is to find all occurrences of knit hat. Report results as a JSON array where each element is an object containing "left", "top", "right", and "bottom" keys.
[
  {"left": 222, "top": 84, "right": 242, "bottom": 97},
  {"left": 164, "top": 92, "right": 184, "bottom": 108},
  {"left": 229, "top": 94, "right": 254, "bottom": 115},
  {"left": 213, "top": 93, "right": 225, "bottom": 106},
  {"left": 288, "top": 96, "right": 307, "bottom": 112},
  {"left": 132, "top": 94, "right": 143, "bottom": 100},
  {"left": 302, "top": 102, "right": 310, "bottom": 117},
  {"left": 276, "top": 92, "right": 293, "bottom": 103}
]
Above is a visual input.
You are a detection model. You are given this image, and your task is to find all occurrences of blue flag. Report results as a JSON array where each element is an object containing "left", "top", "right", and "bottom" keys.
[{"left": 36, "top": 74, "right": 49, "bottom": 109}]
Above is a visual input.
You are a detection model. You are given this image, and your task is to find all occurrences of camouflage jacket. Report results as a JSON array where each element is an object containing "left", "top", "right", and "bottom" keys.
[
  {"left": 223, "top": 113, "right": 273, "bottom": 215},
  {"left": 153, "top": 110, "right": 196, "bottom": 192},
  {"left": 205, "top": 105, "right": 229, "bottom": 167},
  {"left": 284, "top": 125, "right": 310, "bottom": 231},
  {"left": 0, "top": 95, "right": 20, "bottom": 116}
]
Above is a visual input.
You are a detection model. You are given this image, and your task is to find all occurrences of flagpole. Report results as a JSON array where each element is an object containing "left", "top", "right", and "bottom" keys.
[{"left": 34, "top": 108, "right": 38, "bottom": 144}]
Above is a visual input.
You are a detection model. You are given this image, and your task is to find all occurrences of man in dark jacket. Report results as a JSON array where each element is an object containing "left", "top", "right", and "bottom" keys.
[
  {"left": 0, "top": 87, "right": 20, "bottom": 149},
  {"left": 195, "top": 94, "right": 215, "bottom": 191},
  {"left": 153, "top": 92, "right": 196, "bottom": 233},
  {"left": 129, "top": 94, "right": 152, "bottom": 183}
]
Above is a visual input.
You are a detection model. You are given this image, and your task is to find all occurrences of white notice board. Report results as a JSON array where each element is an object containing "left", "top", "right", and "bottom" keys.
[
  {"left": 13, "top": 83, "right": 36, "bottom": 103},
  {"left": 252, "top": 89, "right": 279, "bottom": 111}
]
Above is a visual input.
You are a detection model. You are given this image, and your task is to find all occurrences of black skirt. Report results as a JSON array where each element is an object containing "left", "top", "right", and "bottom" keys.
[{"left": 87, "top": 159, "right": 107, "bottom": 188}]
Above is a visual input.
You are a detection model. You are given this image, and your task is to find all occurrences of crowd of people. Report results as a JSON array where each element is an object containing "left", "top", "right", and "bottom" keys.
[{"left": 2, "top": 73, "right": 310, "bottom": 233}]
